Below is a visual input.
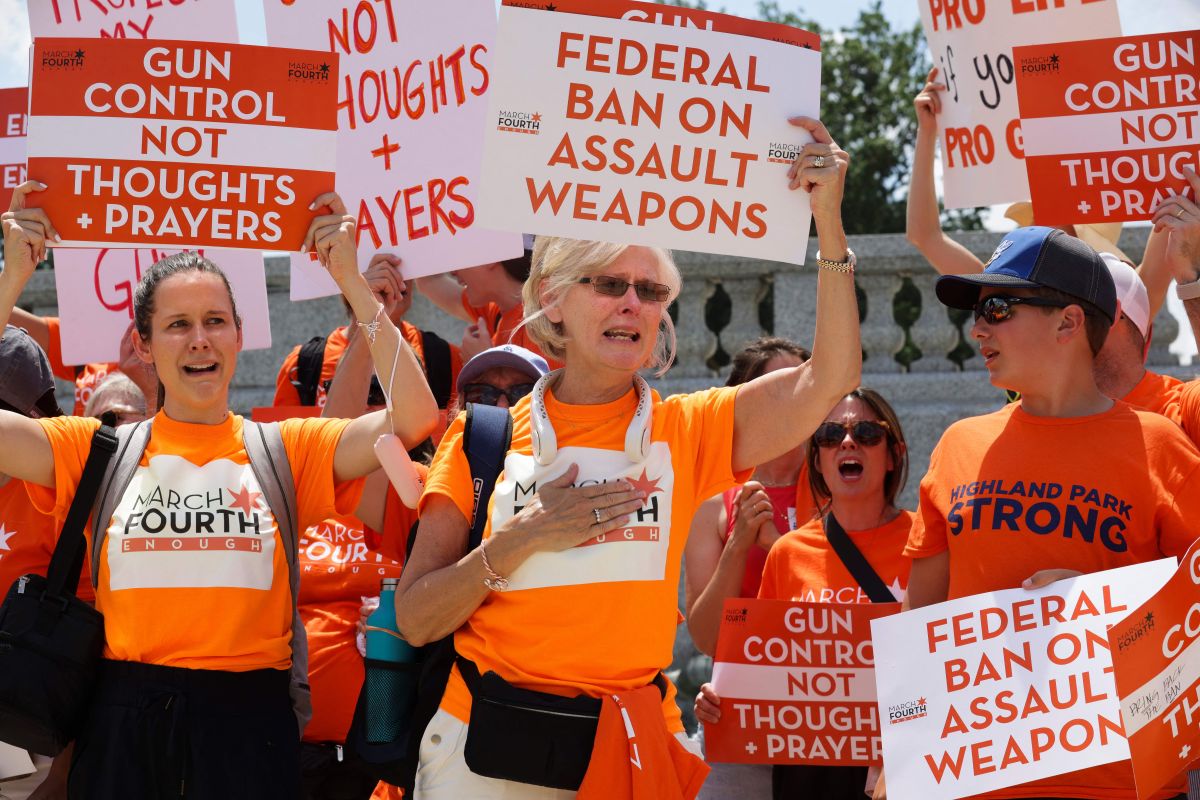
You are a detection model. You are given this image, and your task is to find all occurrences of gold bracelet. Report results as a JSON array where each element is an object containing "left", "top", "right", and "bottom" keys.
[
  {"left": 480, "top": 544, "right": 509, "bottom": 592},
  {"left": 815, "top": 248, "right": 856, "bottom": 273}
]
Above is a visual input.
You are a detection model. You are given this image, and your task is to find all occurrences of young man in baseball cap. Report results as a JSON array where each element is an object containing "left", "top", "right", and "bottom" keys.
[{"left": 891, "top": 227, "right": 1200, "bottom": 800}]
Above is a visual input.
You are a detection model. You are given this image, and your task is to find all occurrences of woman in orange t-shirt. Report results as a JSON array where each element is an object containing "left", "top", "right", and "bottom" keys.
[
  {"left": 685, "top": 337, "right": 816, "bottom": 660},
  {"left": 696, "top": 388, "right": 913, "bottom": 800},
  {"left": 393, "top": 119, "right": 861, "bottom": 799},
  {"left": 0, "top": 185, "right": 438, "bottom": 800}
]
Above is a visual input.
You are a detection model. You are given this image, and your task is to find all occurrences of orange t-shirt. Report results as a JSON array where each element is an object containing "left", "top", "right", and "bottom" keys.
[
  {"left": 28, "top": 412, "right": 363, "bottom": 672},
  {"left": 44, "top": 317, "right": 118, "bottom": 417},
  {"left": 420, "top": 385, "right": 749, "bottom": 730},
  {"left": 759, "top": 511, "right": 913, "bottom": 604},
  {"left": 299, "top": 513, "right": 404, "bottom": 743},
  {"left": 721, "top": 473, "right": 817, "bottom": 598},
  {"left": 0, "top": 479, "right": 94, "bottom": 603},
  {"left": 460, "top": 293, "right": 563, "bottom": 370},
  {"left": 906, "top": 401, "right": 1200, "bottom": 800},
  {"left": 1120, "top": 370, "right": 1183, "bottom": 416},
  {"left": 273, "top": 322, "right": 462, "bottom": 414},
  {"left": 363, "top": 465, "right": 427, "bottom": 564}
]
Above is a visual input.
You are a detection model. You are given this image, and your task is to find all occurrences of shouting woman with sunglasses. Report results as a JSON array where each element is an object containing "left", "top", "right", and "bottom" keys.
[
  {"left": 694, "top": 388, "right": 911, "bottom": 800},
  {"left": 393, "top": 117, "right": 860, "bottom": 799}
]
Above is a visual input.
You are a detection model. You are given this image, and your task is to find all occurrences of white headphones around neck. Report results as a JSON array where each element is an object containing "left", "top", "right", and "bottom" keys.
[{"left": 530, "top": 370, "right": 653, "bottom": 466}]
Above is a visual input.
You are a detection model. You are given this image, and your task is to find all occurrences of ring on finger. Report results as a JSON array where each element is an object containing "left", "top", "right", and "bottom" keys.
[
  {"left": 593, "top": 508, "right": 602, "bottom": 525},
  {"left": 1179, "top": 208, "right": 1186, "bottom": 219},
  {"left": 812, "top": 155, "right": 825, "bottom": 169}
]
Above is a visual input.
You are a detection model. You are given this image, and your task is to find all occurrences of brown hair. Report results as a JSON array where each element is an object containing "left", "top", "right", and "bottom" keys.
[
  {"left": 1028, "top": 287, "right": 1109, "bottom": 357},
  {"left": 725, "top": 337, "right": 811, "bottom": 387},
  {"left": 806, "top": 387, "right": 908, "bottom": 514}
]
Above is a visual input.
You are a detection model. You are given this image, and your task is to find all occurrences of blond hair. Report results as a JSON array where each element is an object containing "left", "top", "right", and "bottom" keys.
[{"left": 519, "top": 238, "right": 681, "bottom": 376}]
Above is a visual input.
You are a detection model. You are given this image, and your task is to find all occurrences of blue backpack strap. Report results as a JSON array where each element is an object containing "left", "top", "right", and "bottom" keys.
[{"left": 461, "top": 403, "right": 513, "bottom": 550}]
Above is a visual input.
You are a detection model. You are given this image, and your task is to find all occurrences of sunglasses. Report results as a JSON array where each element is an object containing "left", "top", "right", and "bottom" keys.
[
  {"left": 463, "top": 382, "right": 535, "bottom": 407},
  {"left": 813, "top": 420, "right": 890, "bottom": 448},
  {"left": 972, "top": 295, "right": 1072, "bottom": 325},
  {"left": 579, "top": 275, "right": 671, "bottom": 303}
]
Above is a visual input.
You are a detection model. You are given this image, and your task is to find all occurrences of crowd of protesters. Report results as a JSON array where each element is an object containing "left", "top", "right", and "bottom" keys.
[{"left": 0, "top": 49, "right": 1195, "bottom": 800}]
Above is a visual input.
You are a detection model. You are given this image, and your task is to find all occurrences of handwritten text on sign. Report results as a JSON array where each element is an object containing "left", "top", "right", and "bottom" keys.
[
  {"left": 1109, "top": 541, "right": 1200, "bottom": 799},
  {"left": 478, "top": 1, "right": 821, "bottom": 265},
  {"left": 1016, "top": 31, "right": 1200, "bottom": 225},
  {"left": 29, "top": 0, "right": 239, "bottom": 41},
  {"left": 262, "top": 0, "right": 522, "bottom": 301},
  {"left": 917, "top": 0, "right": 1120, "bottom": 209},
  {"left": 872, "top": 560, "right": 1175, "bottom": 800},
  {"left": 706, "top": 599, "right": 898, "bottom": 766},
  {"left": 0, "top": 88, "right": 27, "bottom": 211},
  {"left": 52, "top": 248, "right": 272, "bottom": 366},
  {"left": 26, "top": 39, "right": 338, "bottom": 251}
]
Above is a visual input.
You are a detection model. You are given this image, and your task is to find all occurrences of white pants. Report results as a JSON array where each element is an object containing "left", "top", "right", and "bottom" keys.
[{"left": 414, "top": 708, "right": 703, "bottom": 800}]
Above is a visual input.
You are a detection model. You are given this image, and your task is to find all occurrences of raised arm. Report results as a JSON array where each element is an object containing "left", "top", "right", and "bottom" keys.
[
  {"left": 415, "top": 273, "right": 474, "bottom": 323},
  {"left": 905, "top": 68, "right": 984, "bottom": 276},
  {"left": 1152, "top": 170, "right": 1200, "bottom": 344},
  {"left": 300, "top": 193, "right": 438, "bottom": 481},
  {"left": 731, "top": 118, "right": 861, "bottom": 473}
]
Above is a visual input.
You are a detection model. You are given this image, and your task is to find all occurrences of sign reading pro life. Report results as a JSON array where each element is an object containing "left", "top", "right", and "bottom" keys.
[
  {"left": 26, "top": 39, "right": 339, "bottom": 251},
  {"left": 479, "top": 0, "right": 822, "bottom": 264},
  {"left": 1016, "top": 31, "right": 1200, "bottom": 225}
]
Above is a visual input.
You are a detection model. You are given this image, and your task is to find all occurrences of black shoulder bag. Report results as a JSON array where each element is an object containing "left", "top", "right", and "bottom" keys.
[
  {"left": 0, "top": 423, "right": 117, "bottom": 755},
  {"left": 823, "top": 513, "right": 898, "bottom": 603}
]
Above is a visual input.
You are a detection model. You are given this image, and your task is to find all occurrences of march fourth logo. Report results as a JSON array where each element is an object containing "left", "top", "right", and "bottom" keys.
[
  {"left": 287, "top": 61, "right": 332, "bottom": 83},
  {"left": 888, "top": 697, "right": 928, "bottom": 725},
  {"left": 497, "top": 110, "right": 542, "bottom": 135},
  {"left": 41, "top": 49, "right": 86, "bottom": 70}
]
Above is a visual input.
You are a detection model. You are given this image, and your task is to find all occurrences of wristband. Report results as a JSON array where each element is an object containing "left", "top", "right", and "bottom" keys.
[{"left": 1177, "top": 278, "right": 1200, "bottom": 301}]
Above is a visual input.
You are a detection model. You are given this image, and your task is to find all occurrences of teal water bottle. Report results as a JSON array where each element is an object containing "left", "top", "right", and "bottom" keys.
[{"left": 364, "top": 578, "right": 418, "bottom": 743}]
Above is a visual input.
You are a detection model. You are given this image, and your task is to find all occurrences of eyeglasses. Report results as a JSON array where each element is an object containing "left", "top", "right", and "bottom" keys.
[
  {"left": 972, "top": 295, "right": 1072, "bottom": 325},
  {"left": 579, "top": 275, "right": 671, "bottom": 304},
  {"left": 813, "top": 420, "right": 890, "bottom": 448},
  {"left": 463, "top": 382, "right": 535, "bottom": 407}
]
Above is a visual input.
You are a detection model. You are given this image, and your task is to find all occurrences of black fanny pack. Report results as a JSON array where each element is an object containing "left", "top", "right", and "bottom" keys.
[{"left": 457, "top": 656, "right": 665, "bottom": 791}]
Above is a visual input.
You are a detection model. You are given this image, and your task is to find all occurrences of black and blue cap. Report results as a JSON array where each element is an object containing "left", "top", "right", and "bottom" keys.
[{"left": 935, "top": 226, "right": 1118, "bottom": 325}]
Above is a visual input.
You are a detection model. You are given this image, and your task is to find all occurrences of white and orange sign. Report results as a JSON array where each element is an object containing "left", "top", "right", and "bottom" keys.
[
  {"left": 26, "top": 38, "right": 339, "bottom": 251},
  {"left": 1016, "top": 31, "right": 1200, "bottom": 225},
  {"left": 705, "top": 599, "right": 898, "bottom": 766},
  {"left": 52, "top": 248, "right": 272, "bottom": 365},
  {"left": 28, "top": 0, "right": 239, "bottom": 41},
  {"left": 917, "top": 0, "right": 1120, "bottom": 209},
  {"left": 872, "top": 560, "right": 1175, "bottom": 800},
  {"left": 1109, "top": 540, "right": 1200, "bottom": 799},
  {"left": 479, "top": 0, "right": 822, "bottom": 264},
  {"left": 262, "top": 0, "right": 523, "bottom": 301},
  {"left": 0, "top": 87, "right": 27, "bottom": 211}
]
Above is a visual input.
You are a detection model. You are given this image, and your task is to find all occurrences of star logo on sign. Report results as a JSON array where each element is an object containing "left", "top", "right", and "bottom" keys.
[
  {"left": 75, "top": 49, "right": 85, "bottom": 59},
  {"left": 320, "top": 63, "right": 330, "bottom": 74},
  {"left": 532, "top": 112, "right": 542, "bottom": 123},
  {"left": 627, "top": 469, "right": 662, "bottom": 497},
  {"left": 227, "top": 484, "right": 263, "bottom": 515},
  {"left": 545, "top": 3, "right": 557, "bottom": 9},
  {"left": 0, "top": 524, "right": 15, "bottom": 551},
  {"left": 918, "top": 697, "right": 927, "bottom": 706},
  {"left": 1050, "top": 54, "right": 1060, "bottom": 65},
  {"left": 1146, "top": 612, "right": 1154, "bottom": 624}
]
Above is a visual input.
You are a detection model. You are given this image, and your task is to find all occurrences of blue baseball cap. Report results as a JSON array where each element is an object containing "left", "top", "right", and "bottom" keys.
[
  {"left": 936, "top": 227, "right": 1117, "bottom": 324},
  {"left": 456, "top": 344, "right": 549, "bottom": 395}
]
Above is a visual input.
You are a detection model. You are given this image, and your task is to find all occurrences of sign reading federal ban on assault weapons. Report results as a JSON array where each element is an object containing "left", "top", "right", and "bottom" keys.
[
  {"left": 872, "top": 560, "right": 1175, "bottom": 800},
  {"left": 1016, "top": 31, "right": 1200, "bottom": 225},
  {"left": 479, "top": 0, "right": 822, "bottom": 264},
  {"left": 1109, "top": 540, "right": 1200, "bottom": 799},
  {"left": 705, "top": 599, "right": 898, "bottom": 766},
  {"left": 26, "top": 39, "right": 339, "bottom": 251}
]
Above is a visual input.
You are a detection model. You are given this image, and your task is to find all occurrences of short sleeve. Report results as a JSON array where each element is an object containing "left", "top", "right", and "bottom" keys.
[
  {"left": 419, "top": 412, "right": 475, "bottom": 524},
  {"left": 28, "top": 416, "right": 102, "bottom": 519},
  {"left": 1158, "top": 457, "right": 1200, "bottom": 559},
  {"left": 904, "top": 443, "right": 949, "bottom": 559},
  {"left": 461, "top": 293, "right": 501, "bottom": 338},
  {"left": 273, "top": 347, "right": 302, "bottom": 407},
  {"left": 280, "top": 418, "right": 365, "bottom": 531},
  {"left": 669, "top": 387, "right": 752, "bottom": 506},
  {"left": 42, "top": 317, "right": 76, "bottom": 383},
  {"left": 1175, "top": 382, "right": 1200, "bottom": 449}
]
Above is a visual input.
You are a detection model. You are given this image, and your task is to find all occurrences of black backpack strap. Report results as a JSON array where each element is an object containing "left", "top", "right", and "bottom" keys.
[
  {"left": 461, "top": 403, "right": 512, "bottom": 550},
  {"left": 46, "top": 424, "right": 118, "bottom": 599},
  {"left": 823, "top": 514, "right": 897, "bottom": 603},
  {"left": 419, "top": 330, "right": 453, "bottom": 410},
  {"left": 292, "top": 336, "right": 328, "bottom": 406}
]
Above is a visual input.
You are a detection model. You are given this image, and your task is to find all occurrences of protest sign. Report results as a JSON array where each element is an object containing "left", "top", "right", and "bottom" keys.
[
  {"left": 52, "top": 248, "right": 271, "bottom": 365},
  {"left": 872, "top": 559, "right": 1175, "bottom": 800},
  {"left": 1015, "top": 31, "right": 1200, "bottom": 225},
  {"left": 0, "top": 88, "right": 27, "bottom": 210},
  {"left": 25, "top": 38, "right": 339, "bottom": 252},
  {"left": 917, "top": 0, "right": 1120, "bottom": 209},
  {"left": 478, "top": 0, "right": 822, "bottom": 265},
  {"left": 705, "top": 599, "right": 897, "bottom": 766},
  {"left": 1109, "top": 541, "right": 1200, "bottom": 798},
  {"left": 28, "top": 0, "right": 239, "bottom": 41},
  {"left": 262, "top": 0, "right": 523, "bottom": 301}
]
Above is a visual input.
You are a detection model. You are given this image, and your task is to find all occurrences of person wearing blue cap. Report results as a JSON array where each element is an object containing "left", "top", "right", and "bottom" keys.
[
  {"left": 869, "top": 227, "right": 1200, "bottom": 800},
  {"left": 453, "top": 344, "right": 550, "bottom": 413}
]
